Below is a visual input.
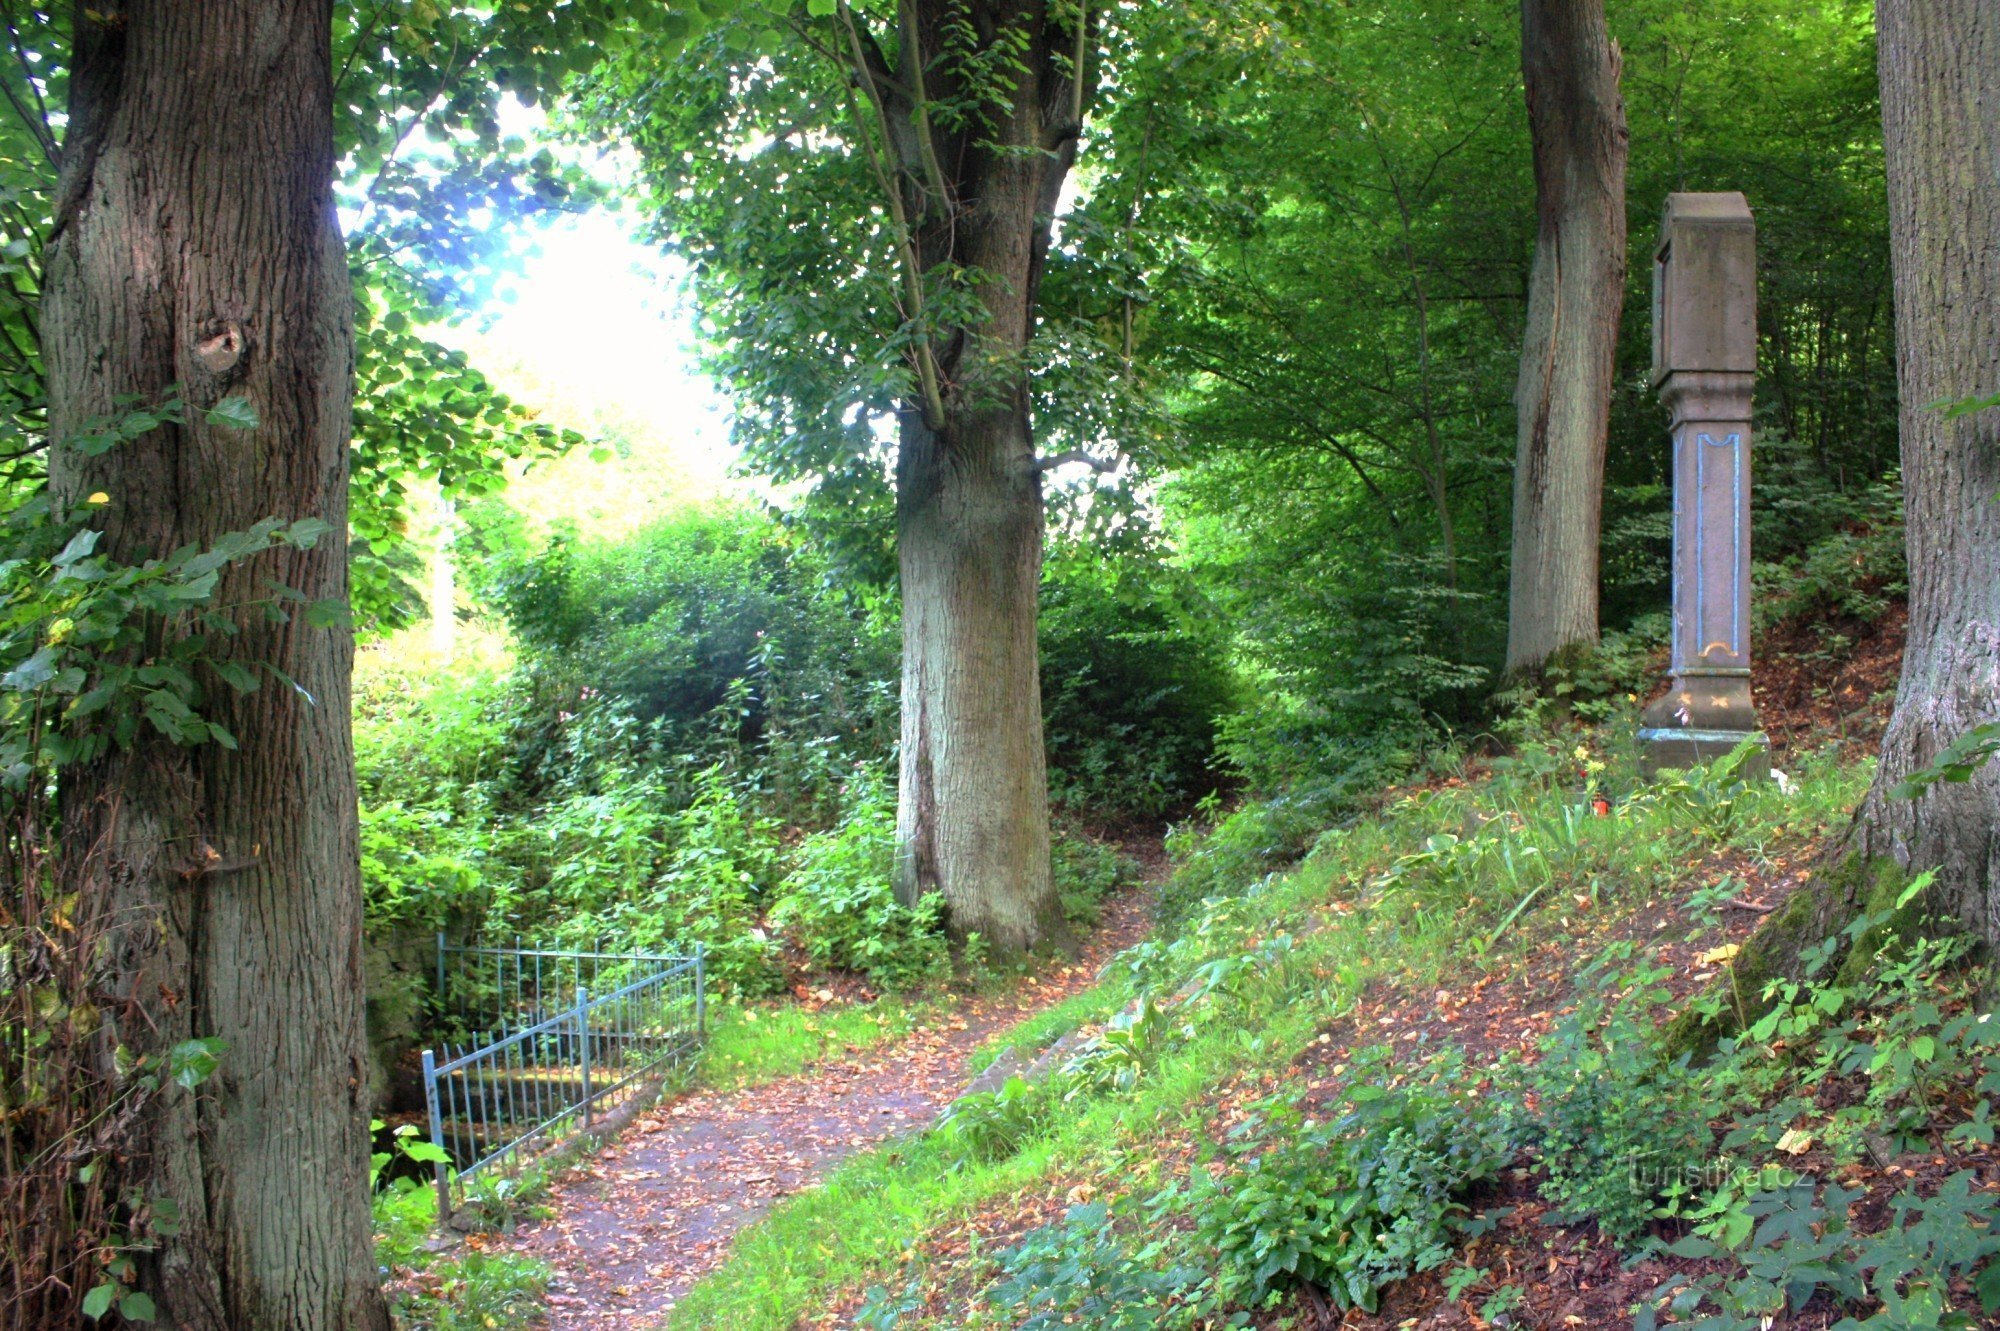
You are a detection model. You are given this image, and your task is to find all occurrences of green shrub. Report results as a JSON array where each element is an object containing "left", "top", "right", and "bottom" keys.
[
  {"left": 494, "top": 504, "right": 898, "bottom": 826},
  {"left": 1039, "top": 545, "right": 1237, "bottom": 819},
  {"left": 766, "top": 774, "right": 948, "bottom": 991},
  {"left": 1754, "top": 462, "right": 1905, "bottom": 628},
  {"left": 1642, "top": 1172, "right": 2000, "bottom": 1331},
  {"left": 354, "top": 640, "right": 523, "bottom": 934},
  {"left": 980, "top": 1200, "right": 1208, "bottom": 1330},
  {"left": 542, "top": 761, "right": 785, "bottom": 993},
  {"left": 1155, "top": 784, "right": 1363, "bottom": 928},
  {"left": 1649, "top": 738, "right": 1774, "bottom": 844},
  {"left": 1051, "top": 832, "right": 1135, "bottom": 927},
  {"left": 1516, "top": 962, "right": 1714, "bottom": 1242},
  {"left": 1192, "top": 1050, "right": 1516, "bottom": 1312},
  {"left": 1055, "top": 994, "right": 1174, "bottom": 1098},
  {"left": 933, "top": 1076, "right": 1050, "bottom": 1167}
]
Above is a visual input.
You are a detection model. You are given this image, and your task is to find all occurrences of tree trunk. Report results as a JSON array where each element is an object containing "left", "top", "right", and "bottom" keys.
[
  {"left": 866, "top": 0, "right": 1083, "bottom": 956},
  {"left": 895, "top": 401, "right": 1065, "bottom": 954},
  {"left": 41, "top": 4, "right": 384, "bottom": 1328},
  {"left": 1850, "top": 0, "right": 2000, "bottom": 937},
  {"left": 1506, "top": 0, "right": 1629, "bottom": 677}
]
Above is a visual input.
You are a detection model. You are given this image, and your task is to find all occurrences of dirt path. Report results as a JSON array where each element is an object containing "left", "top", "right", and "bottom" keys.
[{"left": 511, "top": 876, "right": 1156, "bottom": 1329}]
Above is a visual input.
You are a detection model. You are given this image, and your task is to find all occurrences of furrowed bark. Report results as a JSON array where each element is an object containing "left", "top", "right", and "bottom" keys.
[
  {"left": 870, "top": 0, "right": 1085, "bottom": 957},
  {"left": 1850, "top": 0, "right": 2000, "bottom": 938},
  {"left": 1506, "top": 0, "right": 1629, "bottom": 677},
  {"left": 896, "top": 403, "right": 1065, "bottom": 955},
  {"left": 42, "top": 3, "right": 384, "bottom": 1327}
]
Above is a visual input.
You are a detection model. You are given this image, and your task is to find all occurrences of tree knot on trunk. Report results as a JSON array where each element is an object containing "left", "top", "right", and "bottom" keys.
[{"left": 193, "top": 321, "right": 245, "bottom": 377}]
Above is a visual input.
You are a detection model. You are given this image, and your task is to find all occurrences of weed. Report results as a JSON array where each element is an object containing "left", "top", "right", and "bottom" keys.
[
  {"left": 1191, "top": 1050, "right": 1516, "bottom": 1312},
  {"left": 1517, "top": 964, "right": 1717, "bottom": 1241}
]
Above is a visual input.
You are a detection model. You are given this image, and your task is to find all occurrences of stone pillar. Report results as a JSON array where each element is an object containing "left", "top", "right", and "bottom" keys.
[{"left": 1638, "top": 192, "right": 1769, "bottom": 777}]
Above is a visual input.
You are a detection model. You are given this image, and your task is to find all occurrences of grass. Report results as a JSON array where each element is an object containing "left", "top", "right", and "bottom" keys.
[
  {"left": 374, "top": 1154, "right": 553, "bottom": 1330},
  {"left": 698, "top": 990, "right": 947, "bottom": 1091},
  {"left": 967, "top": 968, "right": 1136, "bottom": 1075},
  {"left": 660, "top": 721, "right": 1873, "bottom": 1329}
]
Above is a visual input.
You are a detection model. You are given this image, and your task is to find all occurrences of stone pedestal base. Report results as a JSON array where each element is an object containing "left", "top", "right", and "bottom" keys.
[{"left": 1637, "top": 673, "right": 1769, "bottom": 780}]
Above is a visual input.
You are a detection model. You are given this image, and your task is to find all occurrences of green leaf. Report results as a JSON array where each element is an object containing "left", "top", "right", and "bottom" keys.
[
  {"left": 205, "top": 396, "right": 260, "bottom": 431},
  {"left": 81, "top": 1284, "right": 115, "bottom": 1320},
  {"left": 3, "top": 648, "right": 58, "bottom": 691},
  {"left": 168, "top": 1036, "right": 226, "bottom": 1089},
  {"left": 1896, "top": 868, "right": 1939, "bottom": 911},
  {"left": 400, "top": 1138, "right": 452, "bottom": 1165},
  {"left": 1936, "top": 390, "right": 2000, "bottom": 421},
  {"left": 52, "top": 528, "right": 102, "bottom": 569},
  {"left": 119, "top": 1292, "right": 158, "bottom": 1322},
  {"left": 305, "top": 598, "right": 353, "bottom": 630},
  {"left": 1976, "top": 1257, "right": 2000, "bottom": 1311},
  {"left": 167, "top": 569, "right": 221, "bottom": 601},
  {"left": 281, "top": 518, "right": 333, "bottom": 548},
  {"left": 210, "top": 661, "right": 260, "bottom": 694}
]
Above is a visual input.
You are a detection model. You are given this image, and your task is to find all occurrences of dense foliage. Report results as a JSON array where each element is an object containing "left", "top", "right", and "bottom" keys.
[
  {"left": 352, "top": 501, "right": 1218, "bottom": 1002},
  {"left": 1072, "top": 0, "right": 1896, "bottom": 784}
]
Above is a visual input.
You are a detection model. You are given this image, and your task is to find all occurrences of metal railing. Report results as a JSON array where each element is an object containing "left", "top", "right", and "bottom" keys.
[
  {"left": 433, "top": 936, "right": 688, "bottom": 1040},
  {"left": 419, "top": 942, "right": 704, "bottom": 1221}
]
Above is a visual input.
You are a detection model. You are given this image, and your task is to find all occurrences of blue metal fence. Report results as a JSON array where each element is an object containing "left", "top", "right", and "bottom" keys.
[{"left": 420, "top": 941, "right": 704, "bottom": 1220}]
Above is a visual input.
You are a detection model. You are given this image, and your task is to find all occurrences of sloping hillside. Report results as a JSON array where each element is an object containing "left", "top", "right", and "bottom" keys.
[{"left": 657, "top": 617, "right": 2000, "bottom": 1331}]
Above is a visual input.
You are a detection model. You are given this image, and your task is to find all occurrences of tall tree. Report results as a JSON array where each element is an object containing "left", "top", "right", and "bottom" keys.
[
  {"left": 596, "top": 0, "right": 1100, "bottom": 955},
  {"left": 870, "top": 0, "right": 1085, "bottom": 953},
  {"left": 41, "top": 2, "right": 384, "bottom": 1326},
  {"left": 1505, "top": 0, "right": 1628, "bottom": 676},
  {"left": 1849, "top": 0, "right": 2000, "bottom": 933}
]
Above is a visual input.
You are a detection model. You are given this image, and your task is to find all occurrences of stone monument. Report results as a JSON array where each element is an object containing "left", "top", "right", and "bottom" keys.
[{"left": 1637, "top": 192, "right": 1769, "bottom": 777}]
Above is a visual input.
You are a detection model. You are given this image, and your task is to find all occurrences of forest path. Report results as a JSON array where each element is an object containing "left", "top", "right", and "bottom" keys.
[{"left": 510, "top": 850, "right": 1160, "bottom": 1330}]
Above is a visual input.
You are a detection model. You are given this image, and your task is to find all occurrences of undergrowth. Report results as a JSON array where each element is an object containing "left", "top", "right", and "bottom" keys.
[{"left": 657, "top": 726, "right": 2000, "bottom": 1328}]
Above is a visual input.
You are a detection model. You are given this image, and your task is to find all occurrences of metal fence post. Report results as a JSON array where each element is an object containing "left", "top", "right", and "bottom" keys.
[
  {"left": 435, "top": 931, "right": 447, "bottom": 1011},
  {"left": 421, "top": 1049, "right": 450, "bottom": 1223},
  {"left": 576, "top": 986, "right": 592, "bottom": 1130},
  {"left": 694, "top": 942, "right": 706, "bottom": 1038}
]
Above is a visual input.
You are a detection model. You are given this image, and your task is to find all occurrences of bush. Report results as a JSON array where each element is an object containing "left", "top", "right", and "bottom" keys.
[
  {"left": 548, "top": 761, "right": 786, "bottom": 994},
  {"left": 1039, "top": 546, "right": 1238, "bottom": 819},
  {"left": 1516, "top": 962, "right": 1714, "bottom": 1242},
  {"left": 1051, "top": 831, "right": 1136, "bottom": 928},
  {"left": 933, "top": 1076, "right": 1050, "bottom": 1167},
  {"left": 354, "top": 638, "right": 523, "bottom": 934},
  {"left": 1193, "top": 1051, "right": 1516, "bottom": 1312},
  {"left": 766, "top": 774, "right": 948, "bottom": 991},
  {"left": 494, "top": 504, "right": 898, "bottom": 823},
  {"left": 1155, "top": 782, "right": 1368, "bottom": 929},
  {"left": 1752, "top": 439, "right": 1904, "bottom": 627},
  {"left": 981, "top": 1201, "right": 1205, "bottom": 1331}
]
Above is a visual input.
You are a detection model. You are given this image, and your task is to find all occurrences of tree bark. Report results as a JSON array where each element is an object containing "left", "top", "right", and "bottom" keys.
[
  {"left": 41, "top": 4, "right": 384, "bottom": 1328},
  {"left": 864, "top": 0, "right": 1083, "bottom": 956},
  {"left": 1850, "top": 0, "right": 2000, "bottom": 938},
  {"left": 896, "top": 403, "right": 1064, "bottom": 954},
  {"left": 1506, "top": 0, "right": 1629, "bottom": 677}
]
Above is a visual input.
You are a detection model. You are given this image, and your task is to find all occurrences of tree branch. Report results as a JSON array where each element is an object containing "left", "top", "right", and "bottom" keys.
[
  {"left": 840, "top": 2, "right": 947, "bottom": 430},
  {"left": 896, "top": 0, "right": 954, "bottom": 221},
  {"left": 1, "top": 17, "right": 55, "bottom": 166},
  {"left": 1034, "top": 449, "right": 1118, "bottom": 474}
]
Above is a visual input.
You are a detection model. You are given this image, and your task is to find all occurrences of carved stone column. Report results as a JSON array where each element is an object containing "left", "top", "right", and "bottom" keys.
[{"left": 1638, "top": 193, "right": 1769, "bottom": 777}]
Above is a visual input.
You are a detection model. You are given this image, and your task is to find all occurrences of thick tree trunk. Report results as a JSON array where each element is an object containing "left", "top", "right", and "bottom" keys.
[
  {"left": 42, "top": 4, "right": 384, "bottom": 1328},
  {"left": 1506, "top": 0, "right": 1629, "bottom": 677},
  {"left": 1850, "top": 0, "right": 2000, "bottom": 938},
  {"left": 895, "top": 402, "right": 1065, "bottom": 954},
  {"left": 872, "top": 0, "right": 1082, "bottom": 956}
]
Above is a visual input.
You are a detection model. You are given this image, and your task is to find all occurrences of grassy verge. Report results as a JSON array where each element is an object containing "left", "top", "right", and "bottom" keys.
[
  {"left": 699, "top": 991, "right": 947, "bottom": 1091},
  {"left": 662, "top": 723, "right": 1882, "bottom": 1329}
]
